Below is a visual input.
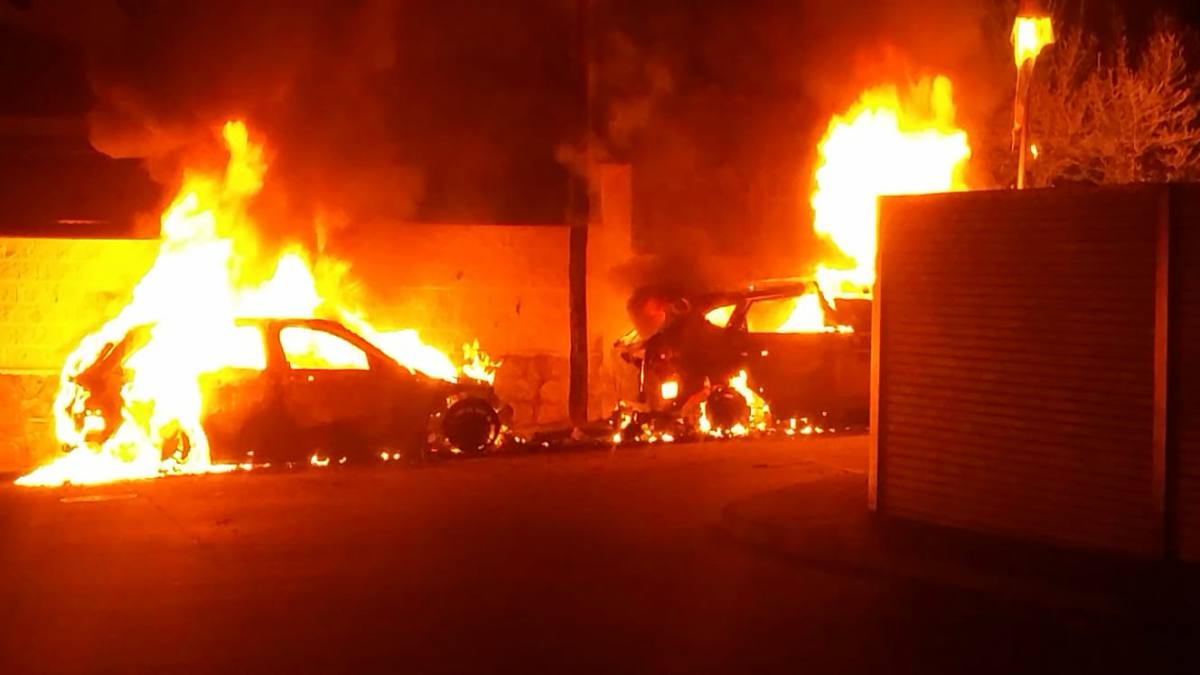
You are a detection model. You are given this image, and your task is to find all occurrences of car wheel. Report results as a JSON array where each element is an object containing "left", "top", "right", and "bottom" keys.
[
  {"left": 706, "top": 386, "right": 749, "bottom": 430},
  {"left": 442, "top": 398, "right": 500, "bottom": 454}
]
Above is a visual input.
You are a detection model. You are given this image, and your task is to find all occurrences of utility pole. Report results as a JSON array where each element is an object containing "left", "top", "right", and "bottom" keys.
[
  {"left": 1011, "top": 2, "right": 1055, "bottom": 189},
  {"left": 567, "top": 0, "right": 594, "bottom": 425}
]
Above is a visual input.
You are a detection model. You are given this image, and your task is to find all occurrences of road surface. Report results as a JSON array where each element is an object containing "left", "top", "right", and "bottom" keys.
[{"left": 0, "top": 435, "right": 1187, "bottom": 673}]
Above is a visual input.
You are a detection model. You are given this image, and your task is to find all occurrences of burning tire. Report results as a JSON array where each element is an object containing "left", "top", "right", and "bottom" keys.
[
  {"left": 706, "top": 386, "right": 749, "bottom": 430},
  {"left": 441, "top": 397, "right": 500, "bottom": 454}
]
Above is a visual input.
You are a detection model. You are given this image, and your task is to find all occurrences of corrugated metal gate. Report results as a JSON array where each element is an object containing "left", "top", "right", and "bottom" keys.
[
  {"left": 873, "top": 186, "right": 1166, "bottom": 556},
  {"left": 1170, "top": 185, "right": 1200, "bottom": 560}
]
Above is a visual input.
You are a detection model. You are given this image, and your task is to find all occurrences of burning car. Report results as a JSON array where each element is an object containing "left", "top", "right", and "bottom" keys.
[
  {"left": 14, "top": 121, "right": 511, "bottom": 488},
  {"left": 63, "top": 317, "right": 506, "bottom": 467},
  {"left": 617, "top": 280, "right": 870, "bottom": 432}
]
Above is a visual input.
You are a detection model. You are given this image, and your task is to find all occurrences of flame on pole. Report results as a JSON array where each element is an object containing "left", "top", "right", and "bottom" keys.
[{"left": 1011, "top": 10, "right": 1055, "bottom": 189}]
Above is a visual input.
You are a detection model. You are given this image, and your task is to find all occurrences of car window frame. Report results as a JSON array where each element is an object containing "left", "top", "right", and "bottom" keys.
[
  {"left": 277, "top": 324, "right": 374, "bottom": 372},
  {"left": 735, "top": 283, "right": 829, "bottom": 335}
]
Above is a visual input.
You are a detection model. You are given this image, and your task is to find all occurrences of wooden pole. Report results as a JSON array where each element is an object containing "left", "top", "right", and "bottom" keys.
[
  {"left": 1016, "top": 61, "right": 1034, "bottom": 190},
  {"left": 568, "top": 0, "right": 593, "bottom": 425}
]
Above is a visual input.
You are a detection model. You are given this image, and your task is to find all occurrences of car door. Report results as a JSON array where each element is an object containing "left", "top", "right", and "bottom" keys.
[
  {"left": 198, "top": 323, "right": 279, "bottom": 462},
  {"left": 734, "top": 293, "right": 835, "bottom": 419},
  {"left": 276, "top": 324, "right": 396, "bottom": 448},
  {"left": 827, "top": 297, "right": 872, "bottom": 424}
]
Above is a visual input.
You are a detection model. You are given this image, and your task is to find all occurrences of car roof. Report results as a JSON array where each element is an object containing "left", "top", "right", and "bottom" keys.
[{"left": 691, "top": 279, "right": 816, "bottom": 309}]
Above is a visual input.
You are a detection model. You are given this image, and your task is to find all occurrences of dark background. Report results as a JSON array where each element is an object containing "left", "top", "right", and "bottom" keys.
[{"left": 1, "top": 0, "right": 1197, "bottom": 266}]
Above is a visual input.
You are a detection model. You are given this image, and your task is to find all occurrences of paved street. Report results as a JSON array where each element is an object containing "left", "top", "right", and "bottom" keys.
[{"left": 0, "top": 435, "right": 1189, "bottom": 674}]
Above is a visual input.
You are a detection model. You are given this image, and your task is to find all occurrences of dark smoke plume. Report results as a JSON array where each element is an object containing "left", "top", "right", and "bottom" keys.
[
  {"left": 5, "top": 1, "right": 580, "bottom": 248},
  {"left": 4, "top": 0, "right": 1016, "bottom": 300},
  {"left": 592, "top": 0, "right": 1014, "bottom": 296}
]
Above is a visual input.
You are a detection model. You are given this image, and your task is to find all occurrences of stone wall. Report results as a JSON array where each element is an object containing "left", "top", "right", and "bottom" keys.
[
  {"left": 0, "top": 238, "right": 158, "bottom": 473},
  {"left": 333, "top": 223, "right": 570, "bottom": 357},
  {"left": 328, "top": 223, "right": 572, "bottom": 428},
  {"left": 0, "top": 237, "right": 158, "bottom": 370},
  {"left": 0, "top": 372, "right": 57, "bottom": 474}
]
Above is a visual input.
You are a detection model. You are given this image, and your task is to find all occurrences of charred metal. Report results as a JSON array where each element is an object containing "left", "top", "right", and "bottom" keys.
[
  {"left": 613, "top": 280, "right": 871, "bottom": 439},
  {"left": 62, "top": 318, "right": 507, "bottom": 467}
]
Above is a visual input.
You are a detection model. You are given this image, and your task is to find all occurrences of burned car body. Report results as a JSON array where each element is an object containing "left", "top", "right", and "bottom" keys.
[
  {"left": 66, "top": 318, "right": 503, "bottom": 464},
  {"left": 618, "top": 280, "right": 870, "bottom": 427}
]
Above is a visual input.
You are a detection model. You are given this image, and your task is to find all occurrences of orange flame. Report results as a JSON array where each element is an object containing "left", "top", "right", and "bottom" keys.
[
  {"left": 697, "top": 369, "right": 770, "bottom": 438},
  {"left": 810, "top": 76, "right": 972, "bottom": 297},
  {"left": 774, "top": 292, "right": 837, "bottom": 334},
  {"left": 1012, "top": 16, "right": 1055, "bottom": 68},
  {"left": 17, "top": 121, "right": 495, "bottom": 487}
]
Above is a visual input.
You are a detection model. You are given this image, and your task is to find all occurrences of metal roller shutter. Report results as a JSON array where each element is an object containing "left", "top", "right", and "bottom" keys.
[
  {"left": 874, "top": 186, "right": 1164, "bottom": 556},
  {"left": 1169, "top": 185, "right": 1200, "bottom": 561}
]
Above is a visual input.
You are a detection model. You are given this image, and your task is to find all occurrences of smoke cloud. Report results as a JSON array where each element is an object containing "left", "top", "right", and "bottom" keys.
[
  {"left": 593, "top": 0, "right": 1014, "bottom": 295},
  {"left": 4, "top": 0, "right": 1021, "bottom": 299},
  {"left": 4, "top": 0, "right": 580, "bottom": 249}
]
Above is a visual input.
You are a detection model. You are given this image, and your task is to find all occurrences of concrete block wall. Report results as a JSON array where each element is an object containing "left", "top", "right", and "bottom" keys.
[
  {"left": 0, "top": 238, "right": 158, "bottom": 370},
  {"left": 334, "top": 223, "right": 570, "bottom": 357},
  {"left": 329, "top": 223, "right": 572, "bottom": 428},
  {"left": 0, "top": 372, "right": 58, "bottom": 474},
  {"left": 0, "top": 237, "right": 158, "bottom": 473}
]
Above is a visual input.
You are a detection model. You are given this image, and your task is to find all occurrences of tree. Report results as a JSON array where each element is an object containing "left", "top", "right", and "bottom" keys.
[{"left": 1021, "top": 20, "right": 1200, "bottom": 186}]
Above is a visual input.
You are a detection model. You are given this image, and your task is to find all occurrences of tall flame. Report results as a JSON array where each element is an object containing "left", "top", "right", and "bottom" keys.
[
  {"left": 18, "top": 121, "right": 494, "bottom": 487},
  {"left": 1012, "top": 16, "right": 1055, "bottom": 68},
  {"left": 810, "top": 76, "right": 972, "bottom": 296}
]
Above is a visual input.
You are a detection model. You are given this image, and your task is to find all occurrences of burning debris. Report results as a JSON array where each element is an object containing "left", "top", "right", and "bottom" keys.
[
  {"left": 18, "top": 121, "right": 502, "bottom": 487},
  {"left": 604, "top": 368, "right": 847, "bottom": 449}
]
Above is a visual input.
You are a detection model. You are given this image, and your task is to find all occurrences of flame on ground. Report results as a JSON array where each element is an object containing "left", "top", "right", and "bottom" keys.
[
  {"left": 810, "top": 76, "right": 972, "bottom": 297},
  {"left": 17, "top": 120, "right": 496, "bottom": 488}
]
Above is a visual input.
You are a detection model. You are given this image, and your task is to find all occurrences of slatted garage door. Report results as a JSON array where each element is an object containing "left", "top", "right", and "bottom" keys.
[
  {"left": 874, "top": 186, "right": 1164, "bottom": 556},
  {"left": 1169, "top": 185, "right": 1200, "bottom": 561}
]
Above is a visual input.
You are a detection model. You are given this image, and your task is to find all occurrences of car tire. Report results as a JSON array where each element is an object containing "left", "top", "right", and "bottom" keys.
[
  {"left": 442, "top": 397, "right": 500, "bottom": 454},
  {"left": 706, "top": 386, "right": 749, "bottom": 430}
]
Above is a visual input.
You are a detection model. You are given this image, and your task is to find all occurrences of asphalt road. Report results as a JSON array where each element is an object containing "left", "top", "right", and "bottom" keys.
[{"left": 0, "top": 436, "right": 1189, "bottom": 674}]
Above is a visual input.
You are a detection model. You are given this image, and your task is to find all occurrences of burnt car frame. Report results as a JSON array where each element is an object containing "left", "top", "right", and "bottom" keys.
[
  {"left": 68, "top": 317, "right": 505, "bottom": 465},
  {"left": 618, "top": 280, "right": 870, "bottom": 428}
]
